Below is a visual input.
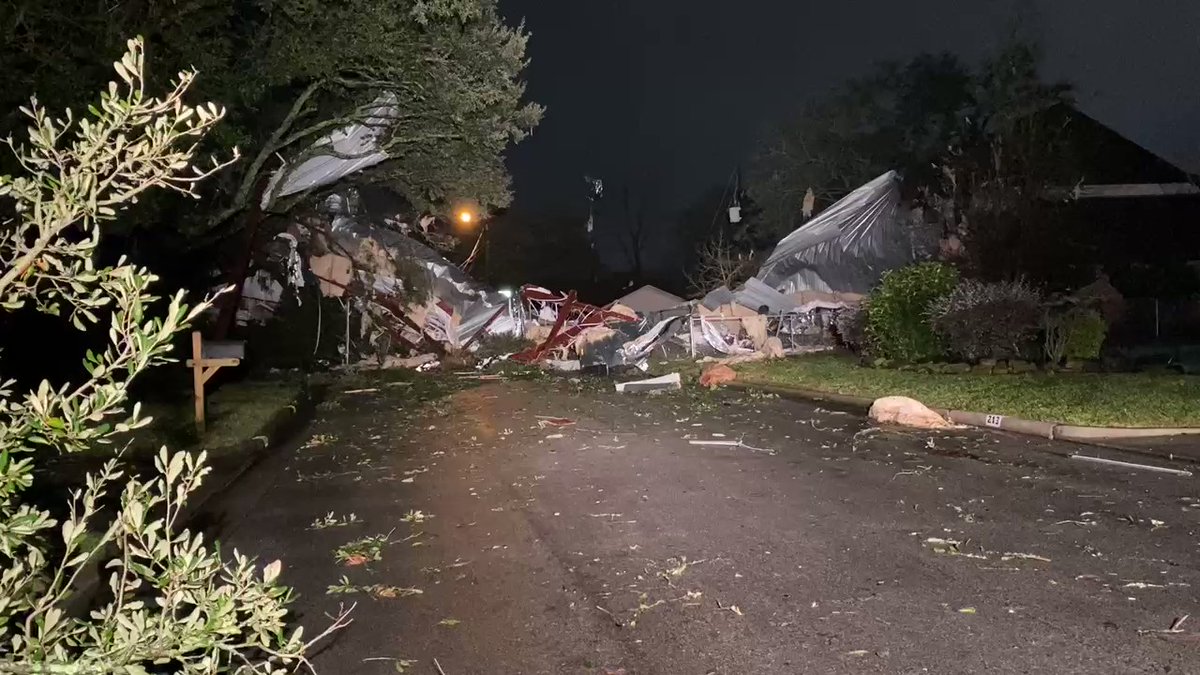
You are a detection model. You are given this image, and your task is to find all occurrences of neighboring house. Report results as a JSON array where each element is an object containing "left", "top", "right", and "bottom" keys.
[{"left": 1042, "top": 106, "right": 1200, "bottom": 298}]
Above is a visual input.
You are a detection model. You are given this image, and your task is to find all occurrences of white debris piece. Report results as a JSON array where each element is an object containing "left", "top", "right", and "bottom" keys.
[{"left": 869, "top": 396, "right": 955, "bottom": 430}]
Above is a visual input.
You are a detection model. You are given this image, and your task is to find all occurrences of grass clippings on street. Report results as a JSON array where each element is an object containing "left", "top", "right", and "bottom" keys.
[{"left": 736, "top": 353, "right": 1200, "bottom": 428}]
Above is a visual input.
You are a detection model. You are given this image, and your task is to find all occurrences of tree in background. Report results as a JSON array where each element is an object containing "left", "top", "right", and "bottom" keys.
[
  {"left": 747, "top": 37, "right": 1076, "bottom": 283},
  {"left": 936, "top": 39, "right": 1075, "bottom": 282},
  {"left": 0, "top": 0, "right": 542, "bottom": 239},
  {"left": 749, "top": 53, "right": 974, "bottom": 241},
  {"left": 685, "top": 232, "right": 758, "bottom": 295},
  {"left": 1, "top": 0, "right": 542, "bottom": 337},
  {"left": 613, "top": 184, "right": 653, "bottom": 283},
  {"left": 675, "top": 185, "right": 763, "bottom": 294},
  {"left": 480, "top": 211, "right": 600, "bottom": 292},
  {"left": 0, "top": 39, "right": 343, "bottom": 671}
]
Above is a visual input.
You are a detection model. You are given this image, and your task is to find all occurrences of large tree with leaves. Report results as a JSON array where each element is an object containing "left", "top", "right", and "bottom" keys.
[
  {"left": 749, "top": 52, "right": 974, "bottom": 240},
  {"left": 748, "top": 38, "right": 1076, "bottom": 280},
  {"left": 1, "top": 0, "right": 543, "bottom": 233}
]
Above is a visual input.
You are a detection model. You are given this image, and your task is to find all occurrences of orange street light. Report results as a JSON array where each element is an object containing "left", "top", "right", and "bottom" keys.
[{"left": 457, "top": 209, "right": 474, "bottom": 225}]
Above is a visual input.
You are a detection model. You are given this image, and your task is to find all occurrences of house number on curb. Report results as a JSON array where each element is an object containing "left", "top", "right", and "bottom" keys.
[{"left": 984, "top": 414, "right": 1004, "bottom": 428}]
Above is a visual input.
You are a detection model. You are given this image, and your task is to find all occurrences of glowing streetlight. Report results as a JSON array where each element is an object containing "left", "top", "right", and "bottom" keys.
[{"left": 457, "top": 209, "right": 474, "bottom": 225}]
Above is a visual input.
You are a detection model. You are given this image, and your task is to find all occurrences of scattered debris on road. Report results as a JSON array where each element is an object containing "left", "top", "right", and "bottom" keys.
[
  {"left": 688, "top": 439, "right": 777, "bottom": 455},
  {"left": 615, "top": 372, "right": 682, "bottom": 393},
  {"left": 869, "top": 396, "right": 956, "bottom": 430},
  {"left": 1070, "top": 453, "right": 1193, "bottom": 477},
  {"left": 1138, "top": 614, "right": 1190, "bottom": 636}
]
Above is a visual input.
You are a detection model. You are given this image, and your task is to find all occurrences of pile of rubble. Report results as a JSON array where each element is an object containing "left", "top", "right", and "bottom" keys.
[{"left": 228, "top": 169, "right": 921, "bottom": 379}]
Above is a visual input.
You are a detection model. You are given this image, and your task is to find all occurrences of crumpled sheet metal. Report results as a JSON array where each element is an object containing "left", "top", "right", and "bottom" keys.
[
  {"left": 513, "top": 287, "right": 636, "bottom": 364},
  {"left": 698, "top": 317, "right": 755, "bottom": 355},
  {"left": 261, "top": 93, "right": 396, "bottom": 208},
  {"left": 756, "top": 170, "right": 913, "bottom": 295},
  {"left": 733, "top": 277, "right": 799, "bottom": 314},
  {"left": 321, "top": 212, "right": 514, "bottom": 349}
]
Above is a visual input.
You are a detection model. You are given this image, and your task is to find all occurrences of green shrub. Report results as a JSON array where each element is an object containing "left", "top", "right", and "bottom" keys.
[
  {"left": 928, "top": 279, "right": 1042, "bottom": 362},
  {"left": 865, "top": 263, "right": 959, "bottom": 362},
  {"left": 0, "top": 39, "right": 341, "bottom": 671},
  {"left": 1063, "top": 308, "right": 1107, "bottom": 360}
]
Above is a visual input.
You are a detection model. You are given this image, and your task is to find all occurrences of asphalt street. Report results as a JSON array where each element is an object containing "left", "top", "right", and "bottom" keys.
[{"left": 212, "top": 377, "right": 1200, "bottom": 674}]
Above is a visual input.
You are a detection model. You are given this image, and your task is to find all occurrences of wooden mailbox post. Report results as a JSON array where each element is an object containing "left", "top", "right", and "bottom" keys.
[{"left": 188, "top": 331, "right": 244, "bottom": 434}]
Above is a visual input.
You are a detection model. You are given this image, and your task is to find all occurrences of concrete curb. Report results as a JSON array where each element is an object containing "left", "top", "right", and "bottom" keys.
[{"left": 728, "top": 379, "right": 1200, "bottom": 460}]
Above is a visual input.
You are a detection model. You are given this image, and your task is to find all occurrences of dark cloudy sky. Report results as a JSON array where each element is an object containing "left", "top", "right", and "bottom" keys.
[{"left": 500, "top": 0, "right": 1200, "bottom": 218}]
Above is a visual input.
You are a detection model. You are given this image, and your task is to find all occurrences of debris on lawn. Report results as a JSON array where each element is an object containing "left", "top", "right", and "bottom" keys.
[
  {"left": 615, "top": 372, "right": 682, "bottom": 393},
  {"left": 699, "top": 364, "right": 737, "bottom": 389},
  {"left": 1069, "top": 454, "right": 1193, "bottom": 477},
  {"left": 438, "top": 618, "right": 462, "bottom": 628},
  {"left": 455, "top": 372, "right": 505, "bottom": 381}
]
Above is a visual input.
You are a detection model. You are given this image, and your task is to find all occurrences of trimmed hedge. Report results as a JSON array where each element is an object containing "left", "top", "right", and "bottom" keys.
[
  {"left": 865, "top": 263, "right": 959, "bottom": 363},
  {"left": 928, "top": 279, "right": 1042, "bottom": 362},
  {"left": 1063, "top": 308, "right": 1107, "bottom": 360}
]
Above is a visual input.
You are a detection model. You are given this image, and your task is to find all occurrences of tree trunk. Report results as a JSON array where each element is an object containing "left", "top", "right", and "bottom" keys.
[{"left": 211, "top": 178, "right": 273, "bottom": 340}]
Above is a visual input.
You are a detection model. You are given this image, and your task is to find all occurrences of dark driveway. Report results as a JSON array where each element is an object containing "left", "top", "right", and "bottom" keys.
[{"left": 211, "top": 376, "right": 1200, "bottom": 674}]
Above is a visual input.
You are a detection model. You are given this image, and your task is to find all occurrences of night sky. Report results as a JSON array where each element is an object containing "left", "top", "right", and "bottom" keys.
[{"left": 500, "top": 0, "right": 1200, "bottom": 221}]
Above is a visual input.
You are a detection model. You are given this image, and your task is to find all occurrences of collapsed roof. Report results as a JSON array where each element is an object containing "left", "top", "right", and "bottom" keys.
[
  {"left": 755, "top": 170, "right": 915, "bottom": 296},
  {"left": 313, "top": 193, "right": 514, "bottom": 349}
]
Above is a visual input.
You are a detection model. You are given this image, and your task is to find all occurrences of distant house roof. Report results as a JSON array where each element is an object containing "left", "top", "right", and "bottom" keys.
[
  {"left": 613, "top": 285, "right": 685, "bottom": 314},
  {"left": 1050, "top": 105, "right": 1195, "bottom": 185}
]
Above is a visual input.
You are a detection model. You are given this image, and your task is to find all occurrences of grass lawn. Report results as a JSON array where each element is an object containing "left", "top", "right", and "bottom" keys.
[
  {"left": 736, "top": 353, "right": 1200, "bottom": 428},
  {"left": 124, "top": 376, "right": 306, "bottom": 460}
]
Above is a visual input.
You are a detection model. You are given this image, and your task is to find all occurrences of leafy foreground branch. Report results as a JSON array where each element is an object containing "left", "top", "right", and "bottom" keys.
[{"left": 0, "top": 38, "right": 347, "bottom": 672}]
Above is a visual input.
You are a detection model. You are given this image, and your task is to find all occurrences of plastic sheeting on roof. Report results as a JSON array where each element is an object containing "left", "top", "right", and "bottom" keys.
[
  {"left": 755, "top": 171, "right": 914, "bottom": 296},
  {"left": 261, "top": 93, "right": 397, "bottom": 208}
]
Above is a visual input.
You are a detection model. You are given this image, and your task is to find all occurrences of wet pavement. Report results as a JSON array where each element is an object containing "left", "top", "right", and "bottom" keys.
[{"left": 211, "top": 376, "right": 1200, "bottom": 674}]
